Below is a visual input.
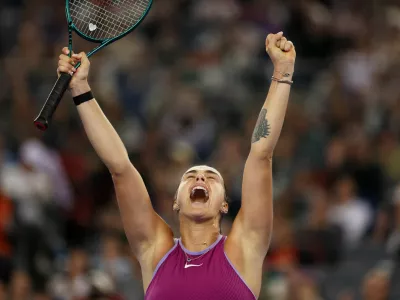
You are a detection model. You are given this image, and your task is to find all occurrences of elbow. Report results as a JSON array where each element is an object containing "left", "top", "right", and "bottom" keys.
[{"left": 108, "top": 157, "right": 131, "bottom": 177}]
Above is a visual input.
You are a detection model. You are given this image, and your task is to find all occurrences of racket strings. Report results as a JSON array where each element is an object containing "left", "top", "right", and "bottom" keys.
[{"left": 69, "top": 0, "right": 150, "bottom": 40}]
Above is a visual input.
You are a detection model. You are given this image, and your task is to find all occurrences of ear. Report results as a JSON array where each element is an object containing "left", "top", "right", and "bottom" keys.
[
  {"left": 173, "top": 201, "right": 180, "bottom": 212},
  {"left": 220, "top": 201, "right": 229, "bottom": 214}
]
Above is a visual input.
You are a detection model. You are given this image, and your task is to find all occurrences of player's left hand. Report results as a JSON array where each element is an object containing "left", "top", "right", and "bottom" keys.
[{"left": 265, "top": 32, "right": 296, "bottom": 68}]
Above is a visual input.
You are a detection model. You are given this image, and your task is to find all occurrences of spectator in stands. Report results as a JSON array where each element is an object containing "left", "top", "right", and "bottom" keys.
[
  {"left": 297, "top": 187, "right": 342, "bottom": 266},
  {"left": 93, "top": 234, "right": 143, "bottom": 299},
  {"left": 48, "top": 248, "right": 91, "bottom": 300},
  {"left": 1, "top": 0, "right": 400, "bottom": 298},
  {"left": 0, "top": 143, "right": 53, "bottom": 294},
  {"left": 362, "top": 268, "right": 391, "bottom": 300},
  {"left": 10, "top": 271, "right": 32, "bottom": 300},
  {"left": 328, "top": 175, "right": 373, "bottom": 249},
  {"left": 0, "top": 190, "right": 13, "bottom": 300},
  {"left": 386, "top": 184, "right": 400, "bottom": 260}
]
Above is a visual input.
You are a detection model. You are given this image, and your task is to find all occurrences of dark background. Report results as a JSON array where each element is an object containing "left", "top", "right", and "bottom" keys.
[{"left": 1, "top": 0, "right": 400, "bottom": 299}]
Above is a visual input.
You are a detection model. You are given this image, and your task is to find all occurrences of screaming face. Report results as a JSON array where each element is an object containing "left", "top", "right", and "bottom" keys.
[{"left": 174, "top": 165, "right": 228, "bottom": 220}]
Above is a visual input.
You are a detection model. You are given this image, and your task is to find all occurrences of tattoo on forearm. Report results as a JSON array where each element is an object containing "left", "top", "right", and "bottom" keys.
[{"left": 252, "top": 108, "right": 271, "bottom": 143}]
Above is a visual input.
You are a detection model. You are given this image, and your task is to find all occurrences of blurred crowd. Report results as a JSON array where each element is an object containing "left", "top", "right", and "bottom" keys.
[{"left": 1, "top": 0, "right": 400, "bottom": 299}]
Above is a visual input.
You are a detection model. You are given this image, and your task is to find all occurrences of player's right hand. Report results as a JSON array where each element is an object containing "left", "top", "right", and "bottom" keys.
[{"left": 58, "top": 47, "right": 90, "bottom": 89}]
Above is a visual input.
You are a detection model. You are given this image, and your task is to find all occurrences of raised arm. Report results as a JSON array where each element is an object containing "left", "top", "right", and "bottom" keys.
[
  {"left": 227, "top": 33, "right": 295, "bottom": 275},
  {"left": 57, "top": 48, "right": 174, "bottom": 264}
]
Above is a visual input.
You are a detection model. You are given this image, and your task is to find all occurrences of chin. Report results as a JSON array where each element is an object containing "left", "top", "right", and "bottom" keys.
[
  {"left": 189, "top": 208, "right": 209, "bottom": 218},
  {"left": 183, "top": 208, "right": 211, "bottom": 221}
]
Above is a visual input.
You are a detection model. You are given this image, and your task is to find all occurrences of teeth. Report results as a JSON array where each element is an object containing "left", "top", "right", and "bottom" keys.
[{"left": 190, "top": 186, "right": 209, "bottom": 198}]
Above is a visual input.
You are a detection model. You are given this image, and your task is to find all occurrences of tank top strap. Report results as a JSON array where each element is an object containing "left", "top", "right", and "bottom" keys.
[{"left": 215, "top": 235, "right": 227, "bottom": 250}]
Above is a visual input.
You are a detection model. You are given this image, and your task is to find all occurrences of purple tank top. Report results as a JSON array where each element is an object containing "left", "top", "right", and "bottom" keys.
[{"left": 145, "top": 235, "right": 256, "bottom": 300}]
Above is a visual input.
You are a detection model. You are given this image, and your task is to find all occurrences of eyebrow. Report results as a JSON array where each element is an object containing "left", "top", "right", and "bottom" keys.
[{"left": 184, "top": 170, "right": 220, "bottom": 177}]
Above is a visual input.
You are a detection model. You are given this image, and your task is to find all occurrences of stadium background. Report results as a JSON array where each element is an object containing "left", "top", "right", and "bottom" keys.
[{"left": 1, "top": 0, "right": 400, "bottom": 299}]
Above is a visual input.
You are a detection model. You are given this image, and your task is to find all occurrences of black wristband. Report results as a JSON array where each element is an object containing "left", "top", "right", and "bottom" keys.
[{"left": 73, "top": 91, "right": 94, "bottom": 106}]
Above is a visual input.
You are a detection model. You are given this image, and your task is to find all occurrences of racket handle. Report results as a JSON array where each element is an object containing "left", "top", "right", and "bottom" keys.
[{"left": 34, "top": 73, "right": 72, "bottom": 131}]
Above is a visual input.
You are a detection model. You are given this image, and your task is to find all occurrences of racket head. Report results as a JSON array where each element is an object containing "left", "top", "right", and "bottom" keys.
[{"left": 66, "top": 0, "right": 152, "bottom": 43}]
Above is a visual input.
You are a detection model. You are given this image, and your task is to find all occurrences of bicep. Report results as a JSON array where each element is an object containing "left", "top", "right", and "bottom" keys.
[
  {"left": 230, "top": 154, "right": 273, "bottom": 255},
  {"left": 112, "top": 163, "right": 174, "bottom": 259}
]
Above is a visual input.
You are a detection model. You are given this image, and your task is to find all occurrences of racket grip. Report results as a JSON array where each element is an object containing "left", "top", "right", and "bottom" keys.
[{"left": 34, "top": 73, "right": 72, "bottom": 131}]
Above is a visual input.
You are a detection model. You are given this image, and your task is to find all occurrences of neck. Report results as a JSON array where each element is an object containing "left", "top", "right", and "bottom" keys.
[{"left": 179, "top": 216, "right": 221, "bottom": 252}]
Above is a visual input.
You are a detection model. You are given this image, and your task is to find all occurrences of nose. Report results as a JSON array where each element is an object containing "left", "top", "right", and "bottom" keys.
[{"left": 196, "top": 173, "right": 205, "bottom": 182}]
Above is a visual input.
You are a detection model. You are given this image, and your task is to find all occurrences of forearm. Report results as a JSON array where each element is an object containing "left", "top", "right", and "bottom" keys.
[
  {"left": 71, "top": 82, "right": 129, "bottom": 174},
  {"left": 250, "top": 64, "right": 294, "bottom": 158}
]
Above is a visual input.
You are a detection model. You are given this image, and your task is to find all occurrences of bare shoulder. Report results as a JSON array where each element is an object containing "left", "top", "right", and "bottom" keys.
[
  {"left": 140, "top": 224, "right": 176, "bottom": 291},
  {"left": 224, "top": 213, "right": 266, "bottom": 298},
  {"left": 111, "top": 163, "right": 176, "bottom": 287}
]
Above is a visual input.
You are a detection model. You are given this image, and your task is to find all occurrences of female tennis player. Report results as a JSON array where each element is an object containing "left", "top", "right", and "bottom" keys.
[{"left": 57, "top": 31, "right": 295, "bottom": 299}]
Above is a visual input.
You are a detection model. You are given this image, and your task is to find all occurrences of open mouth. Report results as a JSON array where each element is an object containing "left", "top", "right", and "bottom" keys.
[{"left": 190, "top": 186, "right": 209, "bottom": 202}]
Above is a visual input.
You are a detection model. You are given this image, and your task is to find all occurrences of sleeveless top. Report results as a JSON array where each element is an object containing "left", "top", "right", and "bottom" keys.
[{"left": 145, "top": 235, "right": 256, "bottom": 300}]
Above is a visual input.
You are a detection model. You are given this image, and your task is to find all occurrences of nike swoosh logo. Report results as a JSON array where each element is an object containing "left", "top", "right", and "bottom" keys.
[{"left": 184, "top": 263, "right": 203, "bottom": 269}]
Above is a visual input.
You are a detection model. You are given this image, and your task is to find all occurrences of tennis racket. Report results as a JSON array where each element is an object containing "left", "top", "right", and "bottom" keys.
[{"left": 34, "top": 0, "right": 153, "bottom": 131}]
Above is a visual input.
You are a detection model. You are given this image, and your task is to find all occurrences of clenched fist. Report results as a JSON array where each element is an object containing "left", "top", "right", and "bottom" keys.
[
  {"left": 265, "top": 32, "right": 296, "bottom": 74},
  {"left": 58, "top": 47, "right": 91, "bottom": 96}
]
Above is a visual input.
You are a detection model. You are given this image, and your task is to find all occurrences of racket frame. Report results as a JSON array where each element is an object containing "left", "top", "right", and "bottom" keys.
[
  {"left": 33, "top": 0, "right": 153, "bottom": 131},
  {"left": 66, "top": 0, "right": 153, "bottom": 55}
]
